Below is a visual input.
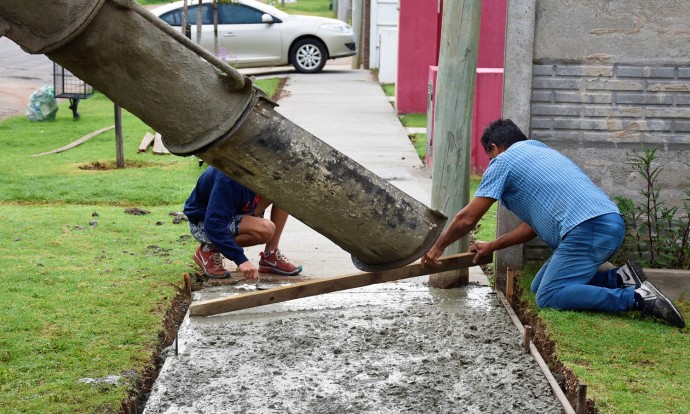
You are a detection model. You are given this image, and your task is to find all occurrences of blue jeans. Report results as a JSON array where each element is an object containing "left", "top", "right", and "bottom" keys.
[{"left": 530, "top": 213, "right": 634, "bottom": 312}]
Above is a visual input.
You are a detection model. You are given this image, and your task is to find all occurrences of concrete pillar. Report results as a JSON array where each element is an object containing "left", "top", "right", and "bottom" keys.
[{"left": 495, "top": 0, "right": 536, "bottom": 291}]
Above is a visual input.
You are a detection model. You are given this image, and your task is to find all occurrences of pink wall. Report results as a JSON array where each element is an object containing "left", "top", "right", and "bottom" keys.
[
  {"left": 395, "top": 0, "right": 442, "bottom": 115},
  {"left": 396, "top": 0, "right": 507, "bottom": 113},
  {"left": 471, "top": 69, "right": 504, "bottom": 174},
  {"left": 477, "top": 0, "right": 507, "bottom": 68}
]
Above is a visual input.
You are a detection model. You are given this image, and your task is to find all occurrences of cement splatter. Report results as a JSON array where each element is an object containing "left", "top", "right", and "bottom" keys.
[{"left": 144, "top": 283, "right": 563, "bottom": 414}]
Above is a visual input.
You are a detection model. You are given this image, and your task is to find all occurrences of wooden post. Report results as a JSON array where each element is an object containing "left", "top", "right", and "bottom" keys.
[
  {"left": 429, "top": 0, "right": 482, "bottom": 289},
  {"left": 576, "top": 383, "right": 587, "bottom": 414},
  {"left": 114, "top": 105, "right": 124, "bottom": 169},
  {"left": 506, "top": 266, "right": 515, "bottom": 305},
  {"left": 351, "top": 0, "right": 363, "bottom": 69},
  {"left": 190, "top": 252, "right": 492, "bottom": 317},
  {"left": 523, "top": 325, "right": 532, "bottom": 353}
]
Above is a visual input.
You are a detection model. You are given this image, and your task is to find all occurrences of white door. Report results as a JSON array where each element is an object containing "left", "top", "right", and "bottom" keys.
[{"left": 369, "top": 0, "right": 399, "bottom": 69}]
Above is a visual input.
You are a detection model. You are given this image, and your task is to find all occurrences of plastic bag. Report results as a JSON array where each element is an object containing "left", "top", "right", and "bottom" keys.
[{"left": 26, "top": 85, "right": 58, "bottom": 121}]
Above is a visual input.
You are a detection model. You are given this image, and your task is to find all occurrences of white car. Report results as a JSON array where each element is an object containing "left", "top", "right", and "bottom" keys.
[{"left": 153, "top": 0, "right": 356, "bottom": 73}]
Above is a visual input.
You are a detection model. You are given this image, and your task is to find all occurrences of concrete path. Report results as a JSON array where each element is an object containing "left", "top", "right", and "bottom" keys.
[{"left": 141, "top": 63, "right": 564, "bottom": 413}]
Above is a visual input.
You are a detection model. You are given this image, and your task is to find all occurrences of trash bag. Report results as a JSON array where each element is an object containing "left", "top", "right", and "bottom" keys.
[{"left": 26, "top": 85, "right": 58, "bottom": 121}]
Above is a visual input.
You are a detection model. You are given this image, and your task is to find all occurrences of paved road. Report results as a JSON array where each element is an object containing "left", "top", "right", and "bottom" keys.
[{"left": 0, "top": 36, "right": 53, "bottom": 121}]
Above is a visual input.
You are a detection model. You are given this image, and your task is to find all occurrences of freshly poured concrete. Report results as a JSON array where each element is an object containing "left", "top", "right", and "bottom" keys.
[{"left": 145, "top": 282, "right": 562, "bottom": 413}]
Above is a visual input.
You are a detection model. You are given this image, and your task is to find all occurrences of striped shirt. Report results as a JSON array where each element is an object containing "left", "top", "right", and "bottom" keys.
[{"left": 475, "top": 140, "right": 620, "bottom": 249}]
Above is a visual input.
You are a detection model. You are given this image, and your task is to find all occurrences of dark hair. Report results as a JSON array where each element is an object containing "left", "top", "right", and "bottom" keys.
[{"left": 480, "top": 119, "right": 527, "bottom": 153}]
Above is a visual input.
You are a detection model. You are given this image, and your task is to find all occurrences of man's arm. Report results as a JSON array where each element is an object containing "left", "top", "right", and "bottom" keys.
[
  {"left": 469, "top": 221, "right": 536, "bottom": 264},
  {"left": 421, "top": 196, "right": 495, "bottom": 268}
]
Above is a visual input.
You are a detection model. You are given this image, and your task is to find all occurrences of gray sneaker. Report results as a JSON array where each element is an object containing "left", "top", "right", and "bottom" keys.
[
  {"left": 636, "top": 281, "right": 686, "bottom": 328},
  {"left": 617, "top": 260, "right": 647, "bottom": 288}
]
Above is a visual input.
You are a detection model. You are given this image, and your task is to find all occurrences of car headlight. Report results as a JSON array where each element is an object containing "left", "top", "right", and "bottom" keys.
[{"left": 320, "top": 23, "right": 352, "bottom": 33}]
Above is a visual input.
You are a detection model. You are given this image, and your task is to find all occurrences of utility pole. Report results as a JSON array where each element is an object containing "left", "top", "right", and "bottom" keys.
[{"left": 428, "top": 0, "right": 482, "bottom": 288}]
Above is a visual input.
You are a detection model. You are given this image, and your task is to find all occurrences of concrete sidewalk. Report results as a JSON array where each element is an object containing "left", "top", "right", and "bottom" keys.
[{"left": 141, "top": 65, "right": 564, "bottom": 413}]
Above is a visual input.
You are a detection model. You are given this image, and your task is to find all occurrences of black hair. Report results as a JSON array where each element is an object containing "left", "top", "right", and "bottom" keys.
[{"left": 480, "top": 119, "right": 528, "bottom": 153}]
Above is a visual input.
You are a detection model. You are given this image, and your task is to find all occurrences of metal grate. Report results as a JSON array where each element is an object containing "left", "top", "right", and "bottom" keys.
[{"left": 53, "top": 63, "right": 94, "bottom": 99}]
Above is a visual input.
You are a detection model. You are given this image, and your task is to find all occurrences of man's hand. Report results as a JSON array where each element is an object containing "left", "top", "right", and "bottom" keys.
[
  {"left": 420, "top": 246, "right": 444, "bottom": 269},
  {"left": 238, "top": 261, "right": 259, "bottom": 280},
  {"left": 469, "top": 241, "right": 494, "bottom": 264}
]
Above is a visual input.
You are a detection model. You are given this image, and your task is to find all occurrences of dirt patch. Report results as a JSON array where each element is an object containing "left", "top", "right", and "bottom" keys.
[
  {"left": 511, "top": 274, "right": 599, "bottom": 414},
  {"left": 79, "top": 161, "right": 153, "bottom": 170},
  {"left": 271, "top": 77, "right": 290, "bottom": 101}
]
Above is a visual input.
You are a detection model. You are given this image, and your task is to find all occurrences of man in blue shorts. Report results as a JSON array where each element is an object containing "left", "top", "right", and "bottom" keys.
[
  {"left": 184, "top": 166, "right": 302, "bottom": 279},
  {"left": 421, "top": 119, "right": 685, "bottom": 328}
]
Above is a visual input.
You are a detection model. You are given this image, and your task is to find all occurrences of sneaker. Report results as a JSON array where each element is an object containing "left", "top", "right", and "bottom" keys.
[
  {"left": 193, "top": 244, "right": 230, "bottom": 278},
  {"left": 617, "top": 260, "right": 647, "bottom": 288},
  {"left": 635, "top": 281, "right": 686, "bottom": 328},
  {"left": 259, "top": 249, "right": 302, "bottom": 276}
]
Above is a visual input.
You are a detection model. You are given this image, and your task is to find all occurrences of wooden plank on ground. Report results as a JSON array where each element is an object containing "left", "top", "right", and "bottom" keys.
[
  {"left": 31, "top": 125, "right": 114, "bottom": 157},
  {"left": 138, "top": 132, "right": 155, "bottom": 152},
  {"left": 152, "top": 132, "right": 170, "bottom": 154},
  {"left": 189, "top": 252, "right": 492, "bottom": 317}
]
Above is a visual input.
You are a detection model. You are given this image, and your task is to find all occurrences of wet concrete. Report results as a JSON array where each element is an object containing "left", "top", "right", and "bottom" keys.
[{"left": 144, "top": 281, "right": 563, "bottom": 414}]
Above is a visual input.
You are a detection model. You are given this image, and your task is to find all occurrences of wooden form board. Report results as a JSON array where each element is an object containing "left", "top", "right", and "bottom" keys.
[
  {"left": 138, "top": 132, "right": 155, "bottom": 152},
  {"left": 189, "top": 252, "right": 493, "bottom": 317},
  {"left": 152, "top": 132, "right": 170, "bottom": 154},
  {"left": 31, "top": 125, "right": 114, "bottom": 157}
]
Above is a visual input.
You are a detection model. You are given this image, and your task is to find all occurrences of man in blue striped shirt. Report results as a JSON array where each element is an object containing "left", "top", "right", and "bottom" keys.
[{"left": 421, "top": 119, "right": 685, "bottom": 328}]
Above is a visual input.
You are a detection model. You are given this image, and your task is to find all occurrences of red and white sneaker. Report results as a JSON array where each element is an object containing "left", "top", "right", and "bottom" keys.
[
  {"left": 259, "top": 249, "right": 302, "bottom": 276},
  {"left": 193, "top": 244, "right": 229, "bottom": 278}
]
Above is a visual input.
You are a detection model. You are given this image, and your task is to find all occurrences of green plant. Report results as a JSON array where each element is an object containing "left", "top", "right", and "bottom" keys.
[{"left": 613, "top": 146, "right": 690, "bottom": 269}]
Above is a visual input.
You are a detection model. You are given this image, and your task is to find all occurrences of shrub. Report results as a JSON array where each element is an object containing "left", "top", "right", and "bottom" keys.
[{"left": 613, "top": 146, "right": 690, "bottom": 269}]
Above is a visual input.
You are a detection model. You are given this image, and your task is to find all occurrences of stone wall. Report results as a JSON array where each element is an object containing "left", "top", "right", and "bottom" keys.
[
  {"left": 497, "top": 0, "right": 690, "bottom": 279},
  {"left": 529, "top": 63, "right": 690, "bottom": 205},
  {"left": 527, "top": 0, "right": 690, "bottom": 206}
]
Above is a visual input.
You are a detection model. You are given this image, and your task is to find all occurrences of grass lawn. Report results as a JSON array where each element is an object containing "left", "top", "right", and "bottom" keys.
[
  {"left": 519, "top": 267, "right": 689, "bottom": 414},
  {"left": 0, "top": 79, "right": 279, "bottom": 413}
]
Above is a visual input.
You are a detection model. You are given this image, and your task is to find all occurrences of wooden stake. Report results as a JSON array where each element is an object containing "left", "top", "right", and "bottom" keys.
[
  {"left": 523, "top": 325, "right": 532, "bottom": 353},
  {"left": 576, "top": 383, "right": 587, "bottom": 414},
  {"left": 190, "top": 252, "right": 492, "bottom": 317},
  {"left": 506, "top": 267, "right": 515, "bottom": 305},
  {"left": 183, "top": 273, "right": 192, "bottom": 304}
]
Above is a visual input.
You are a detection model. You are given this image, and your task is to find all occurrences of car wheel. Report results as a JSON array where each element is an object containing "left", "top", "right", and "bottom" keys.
[{"left": 291, "top": 38, "right": 327, "bottom": 73}]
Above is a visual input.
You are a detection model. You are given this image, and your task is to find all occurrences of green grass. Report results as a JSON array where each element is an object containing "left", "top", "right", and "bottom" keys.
[
  {"left": 399, "top": 113, "right": 427, "bottom": 128},
  {"left": 381, "top": 83, "right": 396, "bottom": 97},
  {"left": 0, "top": 79, "right": 278, "bottom": 413},
  {"left": 272, "top": 0, "right": 334, "bottom": 17},
  {"left": 519, "top": 267, "right": 690, "bottom": 414}
]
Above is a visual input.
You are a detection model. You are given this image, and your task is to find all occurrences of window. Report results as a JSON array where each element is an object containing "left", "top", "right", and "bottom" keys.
[
  {"left": 218, "top": 3, "right": 266, "bottom": 24},
  {"left": 159, "top": 4, "right": 213, "bottom": 26}
]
